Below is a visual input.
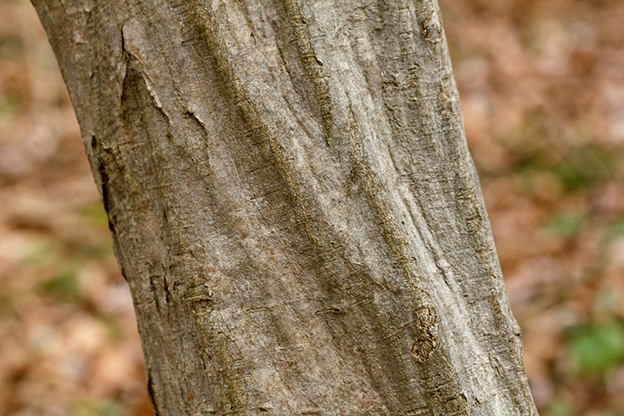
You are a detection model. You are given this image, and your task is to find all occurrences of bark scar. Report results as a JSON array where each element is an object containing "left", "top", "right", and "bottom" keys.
[
  {"left": 121, "top": 19, "right": 167, "bottom": 114},
  {"left": 421, "top": 11, "right": 442, "bottom": 43},
  {"left": 411, "top": 305, "right": 438, "bottom": 362}
]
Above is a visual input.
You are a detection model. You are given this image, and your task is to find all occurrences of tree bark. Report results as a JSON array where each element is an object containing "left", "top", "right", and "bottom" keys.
[{"left": 32, "top": 0, "right": 538, "bottom": 414}]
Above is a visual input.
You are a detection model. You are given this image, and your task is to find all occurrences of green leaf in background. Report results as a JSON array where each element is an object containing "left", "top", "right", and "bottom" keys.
[
  {"left": 555, "top": 145, "right": 615, "bottom": 192},
  {"left": 0, "top": 93, "right": 21, "bottom": 123},
  {"left": 72, "top": 399, "right": 122, "bottom": 416},
  {"left": 568, "top": 320, "right": 624, "bottom": 375},
  {"left": 81, "top": 203, "right": 110, "bottom": 229},
  {"left": 604, "top": 217, "right": 624, "bottom": 244},
  {"left": 79, "top": 241, "right": 115, "bottom": 259},
  {"left": 544, "top": 210, "right": 587, "bottom": 238},
  {"left": 21, "top": 239, "right": 54, "bottom": 266},
  {"left": 546, "top": 399, "right": 576, "bottom": 416},
  {"left": 39, "top": 269, "right": 81, "bottom": 301}
]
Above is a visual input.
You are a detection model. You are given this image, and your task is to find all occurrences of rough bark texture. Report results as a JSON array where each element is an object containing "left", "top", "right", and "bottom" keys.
[{"left": 32, "top": 0, "right": 538, "bottom": 414}]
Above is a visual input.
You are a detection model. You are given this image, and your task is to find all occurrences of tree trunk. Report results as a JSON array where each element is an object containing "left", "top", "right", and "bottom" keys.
[{"left": 31, "top": 0, "right": 538, "bottom": 414}]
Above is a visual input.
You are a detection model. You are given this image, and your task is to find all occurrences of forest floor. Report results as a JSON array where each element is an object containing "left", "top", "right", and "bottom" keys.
[{"left": 1, "top": 0, "right": 624, "bottom": 415}]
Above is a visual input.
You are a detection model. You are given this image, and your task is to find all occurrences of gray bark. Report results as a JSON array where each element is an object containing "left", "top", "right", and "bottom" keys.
[{"left": 31, "top": 0, "right": 538, "bottom": 414}]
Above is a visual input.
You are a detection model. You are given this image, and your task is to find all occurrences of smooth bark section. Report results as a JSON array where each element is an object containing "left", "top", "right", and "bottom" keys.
[{"left": 32, "top": 0, "right": 538, "bottom": 414}]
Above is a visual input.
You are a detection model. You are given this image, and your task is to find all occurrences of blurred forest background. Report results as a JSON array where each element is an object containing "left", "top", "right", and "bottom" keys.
[{"left": 1, "top": 0, "right": 624, "bottom": 414}]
